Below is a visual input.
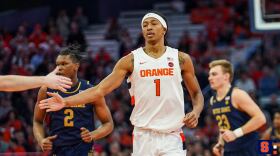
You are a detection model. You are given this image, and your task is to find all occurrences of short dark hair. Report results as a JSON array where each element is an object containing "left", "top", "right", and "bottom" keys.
[
  {"left": 147, "top": 11, "right": 169, "bottom": 45},
  {"left": 59, "top": 44, "right": 87, "bottom": 63}
]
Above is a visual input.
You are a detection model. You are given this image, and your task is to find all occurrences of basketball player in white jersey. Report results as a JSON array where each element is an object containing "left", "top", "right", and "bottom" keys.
[{"left": 39, "top": 11, "right": 204, "bottom": 155}]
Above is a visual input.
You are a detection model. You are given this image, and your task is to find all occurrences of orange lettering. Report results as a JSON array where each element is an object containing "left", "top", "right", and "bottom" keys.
[
  {"left": 147, "top": 69, "right": 151, "bottom": 77},
  {"left": 169, "top": 68, "right": 174, "bottom": 75},
  {"left": 162, "top": 68, "right": 167, "bottom": 75},
  {"left": 140, "top": 70, "right": 145, "bottom": 77},
  {"left": 157, "top": 68, "right": 163, "bottom": 76},
  {"left": 139, "top": 68, "right": 174, "bottom": 77},
  {"left": 152, "top": 69, "right": 158, "bottom": 76}
]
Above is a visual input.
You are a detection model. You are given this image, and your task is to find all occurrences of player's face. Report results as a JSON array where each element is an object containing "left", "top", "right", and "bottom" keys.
[
  {"left": 273, "top": 113, "right": 280, "bottom": 128},
  {"left": 208, "top": 65, "right": 229, "bottom": 90},
  {"left": 142, "top": 17, "right": 166, "bottom": 44},
  {"left": 56, "top": 55, "right": 79, "bottom": 79}
]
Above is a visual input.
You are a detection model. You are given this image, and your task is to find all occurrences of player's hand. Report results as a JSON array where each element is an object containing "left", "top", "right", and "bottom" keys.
[
  {"left": 80, "top": 127, "right": 93, "bottom": 143},
  {"left": 212, "top": 143, "right": 223, "bottom": 156},
  {"left": 183, "top": 111, "right": 199, "bottom": 128},
  {"left": 44, "top": 67, "right": 72, "bottom": 92},
  {"left": 220, "top": 129, "right": 237, "bottom": 142},
  {"left": 39, "top": 135, "right": 57, "bottom": 152},
  {"left": 39, "top": 92, "right": 65, "bottom": 112}
]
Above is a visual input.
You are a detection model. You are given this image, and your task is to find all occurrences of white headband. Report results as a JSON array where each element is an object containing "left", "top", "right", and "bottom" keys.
[{"left": 141, "top": 13, "right": 167, "bottom": 29}]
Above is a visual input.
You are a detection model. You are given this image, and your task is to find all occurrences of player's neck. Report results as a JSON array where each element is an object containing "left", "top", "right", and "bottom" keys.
[
  {"left": 71, "top": 76, "right": 79, "bottom": 87},
  {"left": 144, "top": 42, "right": 166, "bottom": 58},
  {"left": 216, "top": 84, "right": 231, "bottom": 100}
]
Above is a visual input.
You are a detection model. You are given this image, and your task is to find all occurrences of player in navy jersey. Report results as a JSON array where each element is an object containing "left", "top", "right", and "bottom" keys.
[
  {"left": 33, "top": 45, "right": 113, "bottom": 156},
  {"left": 208, "top": 60, "right": 266, "bottom": 156},
  {"left": 262, "top": 109, "right": 280, "bottom": 150}
]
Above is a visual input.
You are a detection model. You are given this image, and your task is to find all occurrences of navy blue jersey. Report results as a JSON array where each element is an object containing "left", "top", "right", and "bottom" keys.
[
  {"left": 47, "top": 79, "right": 94, "bottom": 148},
  {"left": 210, "top": 86, "right": 258, "bottom": 151},
  {"left": 270, "top": 127, "right": 280, "bottom": 154},
  {"left": 270, "top": 127, "right": 280, "bottom": 141}
]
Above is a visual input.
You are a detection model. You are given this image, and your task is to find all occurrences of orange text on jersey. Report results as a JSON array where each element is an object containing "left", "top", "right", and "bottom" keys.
[{"left": 140, "top": 68, "right": 174, "bottom": 77}]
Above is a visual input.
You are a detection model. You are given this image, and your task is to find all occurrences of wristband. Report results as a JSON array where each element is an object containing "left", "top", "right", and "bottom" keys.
[{"left": 233, "top": 128, "right": 244, "bottom": 138}]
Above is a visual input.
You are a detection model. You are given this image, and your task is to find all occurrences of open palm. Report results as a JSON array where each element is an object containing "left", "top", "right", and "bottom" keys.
[
  {"left": 39, "top": 92, "right": 66, "bottom": 112},
  {"left": 45, "top": 67, "right": 72, "bottom": 92}
]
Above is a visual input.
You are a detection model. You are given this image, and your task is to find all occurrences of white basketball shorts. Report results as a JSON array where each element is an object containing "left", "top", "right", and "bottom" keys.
[{"left": 131, "top": 127, "right": 187, "bottom": 156}]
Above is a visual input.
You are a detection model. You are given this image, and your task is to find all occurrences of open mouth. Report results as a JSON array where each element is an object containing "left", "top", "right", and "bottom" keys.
[{"left": 146, "top": 32, "right": 155, "bottom": 37}]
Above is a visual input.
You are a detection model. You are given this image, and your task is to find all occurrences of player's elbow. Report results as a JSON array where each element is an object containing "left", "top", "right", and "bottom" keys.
[
  {"left": 32, "top": 119, "right": 43, "bottom": 131},
  {"left": 33, "top": 118, "right": 43, "bottom": 126},
  {"left": 257, "top": 113, "right": 266, "bottom": 127},
  {"left": 102, "top": 120, "right": 114, "bottom": 136},
  {"left": 108, "top": 121, "right": 114, "bottom": 134}
]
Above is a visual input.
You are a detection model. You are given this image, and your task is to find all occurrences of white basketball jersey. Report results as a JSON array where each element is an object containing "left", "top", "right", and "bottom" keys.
[{"left": 128, "top": 46, "right": 185, "bottom": 132}]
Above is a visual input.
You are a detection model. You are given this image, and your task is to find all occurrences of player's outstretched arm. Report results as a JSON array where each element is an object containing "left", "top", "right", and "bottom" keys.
[
  {"left": 81, "top": 97, "right": 114, "bottom": 143},
  {"left": 179, "top": 52, "right": 204, "bottom": 128},
  {"left": 39, "top": 54, "right": 133, "bottom": 112},
  {"left": 0, "top": 67, "right": 72, "bottom": 92}
]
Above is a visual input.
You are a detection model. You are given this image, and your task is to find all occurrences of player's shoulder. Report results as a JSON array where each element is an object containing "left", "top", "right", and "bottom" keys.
[
  {"left": 79, "top": 79, "right": 93, "bottom": 88},
  {"left": 178, "top": 51, "right": 194, "bottom": 71},
  {"left": 178, "top": 51, "right": 192, "bottom": 63},
  {"left": 178, "top": 51, "right": 190, "bottom": 58},
  {"left": 120, "top": 52, "right": 133, "bottom": 62},
  {"left": 232, "top": 87, "right": 248, "bottom": 97},
  {"left": 37, "top": 86, "right": 48, "bottom": 99},
  {"left": 231, "top": 87, "right": 252, "bottom": 105},
  {"left": 39, "top": 86, "right": 48, "bottom": 93},
  {"left": 116, "top": 52, "right": 134, "bottom": 72}
]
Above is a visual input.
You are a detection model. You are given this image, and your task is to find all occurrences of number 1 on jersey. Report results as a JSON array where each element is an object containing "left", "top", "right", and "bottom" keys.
[{"left": 154, "top": 79, "right": 160, "bottom": 96}]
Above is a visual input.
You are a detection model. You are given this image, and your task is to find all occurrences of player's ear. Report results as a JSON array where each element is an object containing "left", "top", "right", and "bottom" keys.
[
  {"left": 74, "top": 63, "right": 80, "bottom": 71},
  {"left": 225, "top": 73, "right": 230, "bottom": 81},
  {"left": 162, "top": 27, "right": 167, "bottom": 36}
]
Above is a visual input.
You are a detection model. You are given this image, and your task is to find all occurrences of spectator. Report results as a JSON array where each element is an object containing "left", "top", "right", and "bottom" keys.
[
  {"left": 178, "top": 31, "right": 193, "bottom": 53},
  {"left": 28, "top": 24, "right": 47, "bottom": 48},
  {"left": 259, "top": 66, "right": 279, "bottom": 96},
  {"left": 94, "top": 47, "right": 112, "bottom": 65},
  {"left": 171, "top": 0, "right": 185, "bottom": 13},
  {"left": 235, "top": 71, "right": 256, "bottom": 94},
  {"left": 73, "top": 6, "right": 89, "bottom": 30},
  {"left": 105, "top": 18, "right": 122, "bottom": 40},
  {"left": 263, "top": 94, "right": 280, "bottom": 119},
  {"left": 119, "top": 29, "right": 133, "bottom": 57},
  {"left": 67, "top": 22, "right": 86, "bottom": 51},
  {"left": 56, "top": 10, "right": 70, "bottom": 39},
  {"left": 48, "top": 26, "right": 63, "bottom": 46}
]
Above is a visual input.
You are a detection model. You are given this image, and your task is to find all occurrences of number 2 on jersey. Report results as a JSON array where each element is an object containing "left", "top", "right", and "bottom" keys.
[
  {"left": 64, "top": 109, "right": 74, "bottom": 127},
  {"left": 154, "top": 79, "right": 160, "bottom": 96}
]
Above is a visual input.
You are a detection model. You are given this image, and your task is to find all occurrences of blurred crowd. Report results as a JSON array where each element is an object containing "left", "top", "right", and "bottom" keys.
[{"left": 0, "top": 0, "right": 279, "bottom": 156}]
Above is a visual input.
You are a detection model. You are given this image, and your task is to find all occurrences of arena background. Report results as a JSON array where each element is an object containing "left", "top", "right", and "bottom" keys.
[{"left": 0, "top": 0, "right": 279, "bottom": 155}]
